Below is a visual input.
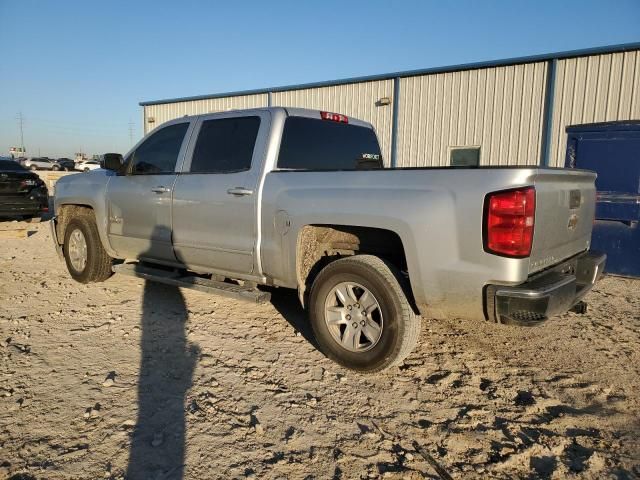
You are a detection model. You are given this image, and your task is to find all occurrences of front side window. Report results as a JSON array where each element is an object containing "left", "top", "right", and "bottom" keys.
[
  {"left": 130, "top": 122, "right": 189, "bottom": 174},
  {"left": 277, "top": 117, "right": 382, "bottom": 170},
  {"left": 189, "top": 116, "right": 261, "bottom": 173}
]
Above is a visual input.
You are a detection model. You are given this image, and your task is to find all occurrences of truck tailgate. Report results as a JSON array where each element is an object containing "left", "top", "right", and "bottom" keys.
[{"left": 529, "top": 169, "right": 597, "bottom": 273}]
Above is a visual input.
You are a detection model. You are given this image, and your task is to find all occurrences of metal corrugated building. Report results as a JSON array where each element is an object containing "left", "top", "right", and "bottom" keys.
[
  {"left": 140, "top": 43, "right": 640, "bottom": 168},
  {"left": 271, "top": 81, "right": 396, "bottom": 165},
  {"left": 143, "top": 92, "right": 268, "bottom": 132},
  {"left": 396, "top": 62, "right": 548, "bottom": 167},
  {"left": 549, "top": 50, "right": 640, "bottom": 166}
]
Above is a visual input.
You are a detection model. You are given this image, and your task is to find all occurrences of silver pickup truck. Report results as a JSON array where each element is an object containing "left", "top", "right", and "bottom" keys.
[{"left": 51, "top": 107, "right": 605, "bottom": 372}]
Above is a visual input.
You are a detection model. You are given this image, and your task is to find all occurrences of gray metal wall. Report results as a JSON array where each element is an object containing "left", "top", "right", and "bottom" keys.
[
  {"left": 143, "top": 93, "right": 268, "bottom": 134},
  {"left": 142, "top": 48, "right": 640, "bottom": 169},
  {"left": 271, "top": 80, "right": 395, "bottom": 165},
  {"left": 396, "top": 62, "right": 548, "bottom": 167},
  {"left": 548, "top": 51, "right": 640, "bottom": 167}
]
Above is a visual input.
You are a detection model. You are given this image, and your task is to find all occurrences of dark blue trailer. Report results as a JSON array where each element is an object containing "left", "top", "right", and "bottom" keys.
[{"left": 565, "top": 121, "right": 640, "bottom": 277}]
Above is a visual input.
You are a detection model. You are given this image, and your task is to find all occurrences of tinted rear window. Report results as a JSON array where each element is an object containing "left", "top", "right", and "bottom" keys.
[
  {"left": 277, "top": 117, "right": 382, "bottom": 170},
  {"left": 0, "top": 160, "right": 27, "bottom": 171}
]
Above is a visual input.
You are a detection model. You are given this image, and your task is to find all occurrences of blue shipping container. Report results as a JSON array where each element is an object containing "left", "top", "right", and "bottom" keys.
[{"left": 565, "top": 121, "right": 640, "bottom": 277}]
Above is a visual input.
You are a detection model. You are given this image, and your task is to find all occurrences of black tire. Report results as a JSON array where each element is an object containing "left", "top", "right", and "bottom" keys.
[
  {"left": 84, "top": 168, "right": 90, "bottom": 172},
  {"left": 30, "top": 165, "right": 37, "bottom": 171},
  {"left": 309, "top": 255, "right": 421, "bottom": 373},
  {"left": 52, "top": 165, "right": 60, "bottom": 171},
  {"left": 63, "top": 213, "right": 113, "bottom": 283}
]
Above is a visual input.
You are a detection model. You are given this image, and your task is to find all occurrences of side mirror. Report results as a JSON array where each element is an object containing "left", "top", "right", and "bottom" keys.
[{"left": 102, "top": 153, "right": 124, "bottom": 171}]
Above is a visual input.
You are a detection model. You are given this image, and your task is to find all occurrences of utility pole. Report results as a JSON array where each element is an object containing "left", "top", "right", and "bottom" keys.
[
  {"left": 16, "top": 112, "right": 25, "bottom": 153},
  {"left": 128, "top": 120, "right": 135, "bottom": 146}
]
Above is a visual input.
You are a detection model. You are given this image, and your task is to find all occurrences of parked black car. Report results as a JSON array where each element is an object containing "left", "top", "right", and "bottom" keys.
[
  {"left": 53, "top": 158, "right": 75, "bottom": 171},
  {"left": 0, "top": 160, "right": 49, "bottom": 220}
]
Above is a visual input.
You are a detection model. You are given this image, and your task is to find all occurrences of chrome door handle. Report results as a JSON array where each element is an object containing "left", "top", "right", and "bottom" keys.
[
  {"left": 227, "top": 187, "right": 254, "bottom": 196},
  {"left": 151, "top": 186, "right": 170, "bottom": 193}
]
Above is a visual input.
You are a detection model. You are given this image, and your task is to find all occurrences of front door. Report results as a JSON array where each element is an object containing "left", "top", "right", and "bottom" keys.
[
  {"left": 106, "top": 121, "right": 192, "bottom": 262},
  {"left": 171, "top": 111, "right": 270, "bottom": 275}
]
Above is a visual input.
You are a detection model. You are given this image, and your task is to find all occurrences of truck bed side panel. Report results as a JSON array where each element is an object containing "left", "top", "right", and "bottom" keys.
[{"left": 260, "top": 168, "right": 545, "bottom": 321}]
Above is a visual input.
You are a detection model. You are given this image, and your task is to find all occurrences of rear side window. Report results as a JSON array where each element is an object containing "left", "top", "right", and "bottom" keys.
[
  {"left": 277, "top": 117, "right": 382, "bottom": 170},
  {"left": 190, "top": 117, "right": 261, "bottom": 173},
  {"left": 131, "top": 122, "right": 189, "bottom": 174}
]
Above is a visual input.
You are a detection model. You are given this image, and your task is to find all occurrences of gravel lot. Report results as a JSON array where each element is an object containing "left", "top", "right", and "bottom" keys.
[{"left": 1, "top": 220, "right": 639, "bottom": 479}]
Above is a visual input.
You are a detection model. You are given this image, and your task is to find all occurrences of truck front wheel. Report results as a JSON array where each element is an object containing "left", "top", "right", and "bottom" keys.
[
  {"left": 309, "top": 255, "right": 421, "bottom": 373},
  {"left": 63, "top": 215, "right": 113, "bottom": 283}
]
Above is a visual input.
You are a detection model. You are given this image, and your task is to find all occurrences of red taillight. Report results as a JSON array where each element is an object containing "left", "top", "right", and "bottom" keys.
[
  {"left": 484, "top": 187, "right": 535, "bottom": 257},
  {"left": 320, "top": 111, "right": 348, "bottom": 123}
]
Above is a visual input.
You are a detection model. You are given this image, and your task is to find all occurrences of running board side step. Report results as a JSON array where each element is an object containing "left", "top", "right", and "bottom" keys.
[{"left": 112, "top": 263, "right": 271, "bottom": 304}]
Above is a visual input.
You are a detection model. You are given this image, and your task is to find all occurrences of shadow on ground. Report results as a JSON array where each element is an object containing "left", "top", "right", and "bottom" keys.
[
  {"left": 125, "top": 279, "right": 199, "bottom": 479},
  {"left": 269, "top": 287, "right": 319, "bottom": 350}
]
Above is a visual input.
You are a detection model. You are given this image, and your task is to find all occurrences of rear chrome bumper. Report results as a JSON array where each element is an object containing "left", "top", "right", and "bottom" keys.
[{"left": 485, "top": 251, "right": 606, "bottom": 325}]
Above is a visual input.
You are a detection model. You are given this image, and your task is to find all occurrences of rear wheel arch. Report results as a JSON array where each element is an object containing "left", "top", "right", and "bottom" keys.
[{"left": 295, "top": 224, "right": 418, "bottom": 313}]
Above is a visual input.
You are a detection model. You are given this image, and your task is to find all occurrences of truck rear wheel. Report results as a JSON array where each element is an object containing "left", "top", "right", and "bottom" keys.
[
  {"left": 63, "top": 214, "right": 113, "bottom": 283},
  {"left": 309, "top": 255, "right": 421, "bottom": 373}
]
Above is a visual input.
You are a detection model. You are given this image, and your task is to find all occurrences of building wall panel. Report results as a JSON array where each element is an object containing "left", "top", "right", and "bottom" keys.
[
  {"left": 271, "top": 80, "right": 394, "bottom": 165},
  {"left": 141, "top": 48, "right": 640, "bottom": 170},
  {"left": 396, "top": 62, "right": 548, "bottom": 167},
  {"left": 143, "top": 93, "right": 268, "bottom": 134},
  {"left": 549, "top": 51, "right": 640, "bottom": 166}
]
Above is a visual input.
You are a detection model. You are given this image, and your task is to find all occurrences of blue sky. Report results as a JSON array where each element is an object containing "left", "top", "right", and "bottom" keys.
[{"left": 0, "top": 0, "right": 639, "bottom": 158}]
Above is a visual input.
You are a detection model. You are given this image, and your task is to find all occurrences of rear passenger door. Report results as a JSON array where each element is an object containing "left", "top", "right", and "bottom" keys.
[{"left": 171, "top": 111, "right": 270, "bottom": 275}]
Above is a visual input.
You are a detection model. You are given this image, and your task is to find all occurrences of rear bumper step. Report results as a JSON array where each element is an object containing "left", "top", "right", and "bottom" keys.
[
  {"left": 113, "top": 263, "right": 271, "bottom": 304},
  {"left": 486, "top": 251, "right": 606, "bottom": 325}
]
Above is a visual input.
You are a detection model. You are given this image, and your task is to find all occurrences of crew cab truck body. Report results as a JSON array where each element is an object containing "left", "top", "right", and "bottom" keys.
[{"left": 51, "top": 107, "right": 605, "bottom": 372}]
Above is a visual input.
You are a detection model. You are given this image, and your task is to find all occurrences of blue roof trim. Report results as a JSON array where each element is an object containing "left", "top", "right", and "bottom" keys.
[
  {"left": 140, "top": 42, "right": 640, "bottom": 107},
  {"left": 566, "top": 120, "right": 640, "bottom": 132}
]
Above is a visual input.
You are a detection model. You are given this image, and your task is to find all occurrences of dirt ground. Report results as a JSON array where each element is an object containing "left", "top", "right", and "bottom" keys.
[{"left": 1, "top": 220, "right": 639, "bottom": 480}]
